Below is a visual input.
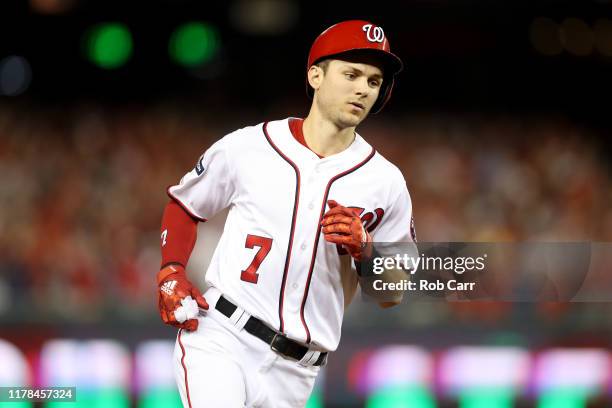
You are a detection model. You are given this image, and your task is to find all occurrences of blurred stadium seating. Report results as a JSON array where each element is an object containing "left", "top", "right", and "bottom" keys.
[{"left": 1, "top": 109, "right": 610, "bottom": 320}]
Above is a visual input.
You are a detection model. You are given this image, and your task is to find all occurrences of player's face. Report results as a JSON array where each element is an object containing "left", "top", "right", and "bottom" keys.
[{"left": 315, "top": 58, "right": 383, "bottom": 128}]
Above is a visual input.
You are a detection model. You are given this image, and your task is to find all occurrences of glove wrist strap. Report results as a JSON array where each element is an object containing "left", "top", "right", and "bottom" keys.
[{"left": 157, "top": 264, "right": 185, "bottom": 285}]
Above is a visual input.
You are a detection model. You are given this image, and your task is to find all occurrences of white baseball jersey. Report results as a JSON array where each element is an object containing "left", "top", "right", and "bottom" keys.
[{"left": 168, "top": 118, "right": 414, "bottom": 352}]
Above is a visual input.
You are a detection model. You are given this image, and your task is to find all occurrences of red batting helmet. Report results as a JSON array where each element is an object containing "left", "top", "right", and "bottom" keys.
[{"left": 306, "top": 20, "right": 403, "bottom": 114}]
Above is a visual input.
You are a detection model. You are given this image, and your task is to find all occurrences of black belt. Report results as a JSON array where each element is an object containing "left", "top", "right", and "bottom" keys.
[{"left": 215, "top": 295, "right": 327, "bottom": 366}]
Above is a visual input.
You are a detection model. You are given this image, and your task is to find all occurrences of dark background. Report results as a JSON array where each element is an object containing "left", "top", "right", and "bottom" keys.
[
  {"left": 3, "top": 0, "right": 612, "bottom": 118},
  {"left": 1, "top": 0, "right": 612, "bottom": 407}
]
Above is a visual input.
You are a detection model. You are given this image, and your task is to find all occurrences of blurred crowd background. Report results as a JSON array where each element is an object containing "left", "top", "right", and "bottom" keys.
[
  {"left": 1, "top": 0, "right": 612, "bottom": 406},
  {"left": 1, "top": 108, "right": 612, "bottom": 322}
]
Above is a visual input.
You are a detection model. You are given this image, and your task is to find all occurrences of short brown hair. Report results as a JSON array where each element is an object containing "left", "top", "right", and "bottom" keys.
[{"left": 315, "top": 59, "right": 330, "bottom": 73}]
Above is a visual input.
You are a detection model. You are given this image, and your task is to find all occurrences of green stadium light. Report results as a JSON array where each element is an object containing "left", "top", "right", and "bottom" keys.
[
  {"left": 459, "top": 388, "right": 515, "bottom": 408},
  {"left": 169, "top": 22, "right": 219, "bottom": 67},
  {"left": 84, "top": 23, "right": 133, "bottom": 69},
  {"left": 537, "top": 389, "right": 590, "bottom": 408},
  {"left": 366, "top": 385, "right": 436, "bottom": 408},
  {"left": 45, "top": 388, "right": 129, "bottom": 408},
  {"left": 305, "top": 392, "right": 323, "bottom": 408},
  {"left": 138, "top": 388, "right": 182, "bottom": 408},
  {"left": 0, "top": 401, "right": 31, "bottom": 408}
]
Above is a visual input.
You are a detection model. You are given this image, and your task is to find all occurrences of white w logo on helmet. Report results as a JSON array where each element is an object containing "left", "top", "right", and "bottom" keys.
[{"left": 362, "top": 24, "right": 385, "bottom": 43}]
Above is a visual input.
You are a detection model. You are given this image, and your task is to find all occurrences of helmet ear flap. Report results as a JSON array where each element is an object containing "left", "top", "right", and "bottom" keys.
[{"left": 371, "top": 76, "right": 395, "bottom": 114}]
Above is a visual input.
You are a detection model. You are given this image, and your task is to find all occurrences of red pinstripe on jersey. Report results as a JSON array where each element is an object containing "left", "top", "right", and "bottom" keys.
[
  {"left": 262, "top": 122, "right": 301, "bottom": 333},
  {"left": 300, "top": 147, "right": 376, "bottom": 343},
  {"left": 178, "top": 329, "right": 193, "bottom": 408}
]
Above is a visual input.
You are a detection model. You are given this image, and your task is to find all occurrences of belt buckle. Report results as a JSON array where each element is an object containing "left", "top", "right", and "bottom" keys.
[{"left": 270, "top": 333, "right": 284, "bottom": 354}]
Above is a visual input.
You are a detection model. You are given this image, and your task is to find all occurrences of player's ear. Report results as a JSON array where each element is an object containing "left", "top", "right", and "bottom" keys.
[{"left": 307, "top": 65, "right": 324, "bottom": 91}]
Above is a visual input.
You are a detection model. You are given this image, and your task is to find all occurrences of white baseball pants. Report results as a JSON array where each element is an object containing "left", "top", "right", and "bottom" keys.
[{"left": 173, "top": 289, "right": 320, "bottom": 408}]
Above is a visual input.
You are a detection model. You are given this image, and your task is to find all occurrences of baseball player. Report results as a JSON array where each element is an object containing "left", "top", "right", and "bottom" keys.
[{"left": 157, "top": 20, "right": 415, "bottom": 407}]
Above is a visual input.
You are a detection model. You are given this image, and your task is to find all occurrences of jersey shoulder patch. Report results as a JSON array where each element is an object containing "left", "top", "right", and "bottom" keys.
[{"left": 195, "top": 155, "right": 205, "bottom": 176}]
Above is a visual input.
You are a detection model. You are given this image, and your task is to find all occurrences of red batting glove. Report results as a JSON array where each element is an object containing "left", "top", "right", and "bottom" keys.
[
  {"left": 321, "top": 200, "right": 372, "bottom": 261},
  {"left": 157, "top": 264, "right": 209, "bottom": 331}
]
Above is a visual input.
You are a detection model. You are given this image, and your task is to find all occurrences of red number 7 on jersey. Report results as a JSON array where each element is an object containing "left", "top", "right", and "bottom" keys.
[{"left": 241, "top": 234, "right": 273, "bottom": 284}]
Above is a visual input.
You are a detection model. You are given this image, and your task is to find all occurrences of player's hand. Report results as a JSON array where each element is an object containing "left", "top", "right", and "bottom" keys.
[
  {"left": 321, "top": 199, "right": 372, "bottom": 261},
  {"left": 157, "top": 264, "right": 209, "bottom": 331}
]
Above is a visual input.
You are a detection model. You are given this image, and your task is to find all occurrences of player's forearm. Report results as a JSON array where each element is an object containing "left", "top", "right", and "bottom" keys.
[
  {"left": 357, "top": 245, "right": 406, "bottom": 303},
  {"left": 160, "top": 199, "right": 199, "bottom": 269},
  {"left": 358, "top": 266, "right": 405, "bottom": 303}
]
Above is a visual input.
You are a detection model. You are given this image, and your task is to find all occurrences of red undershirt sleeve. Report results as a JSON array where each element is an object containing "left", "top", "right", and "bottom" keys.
[{"left": 160, "top": 198, "right": 199, "bottom": 269}]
